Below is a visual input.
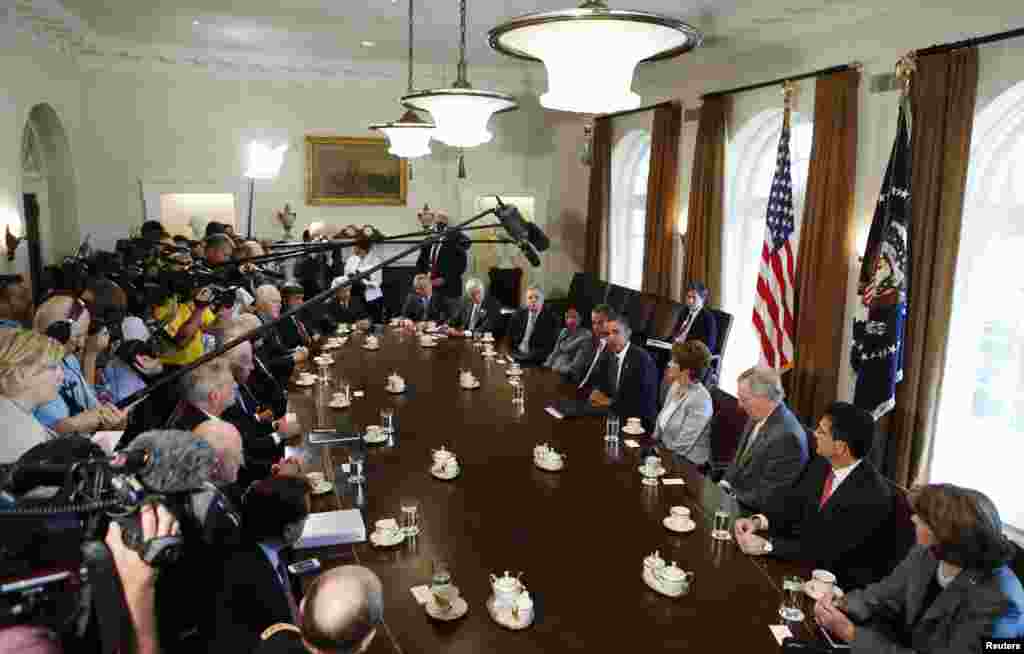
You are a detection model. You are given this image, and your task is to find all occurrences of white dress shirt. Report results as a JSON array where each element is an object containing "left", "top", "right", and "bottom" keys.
[
  {"left": 657, "top": 382, "right": 687, "bottom": 432},
  {"left": 828, "top": 458, "right": 863, "bottom": 494},
  {"left": 578, "top": 338, "right": 607, "bottom": 388},
  {"left": 344, "top": 253, "right": 383, "bottom": 303},
  {"left": 611, "top": 341, "right": 630, "bottom": 392}
]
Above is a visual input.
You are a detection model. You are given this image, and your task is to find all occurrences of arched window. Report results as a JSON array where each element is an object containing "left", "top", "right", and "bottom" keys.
[
  {"left": 720, "top": 110, "right": 813, "bottom": 393},
  {"left": 930, "top": 79, "right": 1024, "bottom": 530},
  {"left": 608, "top": 129, "right": 651, "bottom": 290}
]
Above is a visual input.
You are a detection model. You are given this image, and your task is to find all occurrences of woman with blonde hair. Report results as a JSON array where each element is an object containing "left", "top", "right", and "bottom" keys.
[
  {"left": 0, "top": 329, "right": 65, "bottom": 460},
  {"left": 653, "top": 340, "right": 714, "bottom": 467}
]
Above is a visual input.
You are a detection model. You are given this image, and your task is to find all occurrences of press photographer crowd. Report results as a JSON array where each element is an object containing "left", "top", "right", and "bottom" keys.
[{"left": 0, "top": 213, "right": 458, "bottom": 654}]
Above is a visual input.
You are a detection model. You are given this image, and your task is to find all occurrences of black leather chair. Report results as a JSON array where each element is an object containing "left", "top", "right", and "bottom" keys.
[
  {"left": 705, "top": 308, "right": 733, "bottom": 388},
  {"left": 381, "top": 266, "right": 418, "bottom": 321},
  {"left": 604, "top": 284, "right": 633, "bottom": 317},
  {"left": 708, "top": 387, "right": 747, "bottom": 480},
  {"left": 488, "top": 267, "right": 523, "bottom": 310},
  {"left": 624, "top": 292, "right": 657, "bottom": 346}
]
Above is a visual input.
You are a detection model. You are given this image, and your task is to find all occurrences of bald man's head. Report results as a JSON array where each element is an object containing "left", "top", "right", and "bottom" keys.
[
  {"left": 193, "top": 419, "right": 243, "bottom": 484},
  {"left": 301, "top": 566, "right": 383, "bottom": 654}
]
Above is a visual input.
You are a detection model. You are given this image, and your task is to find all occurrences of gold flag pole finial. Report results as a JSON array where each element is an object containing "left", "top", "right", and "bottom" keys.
[
  {"left": 782, "top": 80, "right": 796, "bottom": 128},
  {"left": 896, "top": 53, "right": 917, "bottom": 97}
]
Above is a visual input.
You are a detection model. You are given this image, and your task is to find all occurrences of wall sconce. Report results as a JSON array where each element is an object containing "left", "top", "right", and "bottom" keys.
[{"left": 5, "top": 225, "right": 23, "bottom": 262}]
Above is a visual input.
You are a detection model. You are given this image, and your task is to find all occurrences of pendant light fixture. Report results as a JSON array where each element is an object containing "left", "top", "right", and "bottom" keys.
[
  {"left": 370, "top": 0, "right": 435, "bottom": 159},
  {"left": 402, "top": 0, "right": 518, "bottom": 149},
  {"left": 488, "top": 0, "right": 702, "bottom": 114}
]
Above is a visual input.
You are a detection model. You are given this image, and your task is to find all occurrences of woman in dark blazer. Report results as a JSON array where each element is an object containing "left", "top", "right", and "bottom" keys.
[{"left": 815, "top": 483, "right": 1024, "bottom": 652}]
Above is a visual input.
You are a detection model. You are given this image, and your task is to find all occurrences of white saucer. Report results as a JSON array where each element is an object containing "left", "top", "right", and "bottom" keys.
[
  {"left": 370, "top": 530, "right": 405, "bottom": 547},
  {"left": 321, "top": 343, "right": 343, "bottom": 350},
  {"left": 311, "top": 481, "right": 334, "bottom": 495},
  {"left": 804, "top": 580, "right": 845, "bottom": 601},
  {"left": 506, "top": 368, "right": 523, "bottom": 376},
  {"left": 364, "top": 432, "right": 389, "bottom": 444},
  {"left": 460, "top": 381, "right": 481, "bottom": 390},
  {"left": 622, "top": 425, "right": 646, "bottom": 435},
  {"left": 482, "top": 350, "right": 497, "bottom": 357},
  {"left": 431, "top": 466, "right": 460, "bottom": 480},
  {"left": 386, "top": 386, "right": 406, "bottom": 394},
  {"left": 535, "top": 458, "right": 564, "bottom": 472},
  {"left": 362, "top": 345, "right": 380, "bottom": 351},
  {"left": 642, "top": 568, "right": 686, "bottom": 598},
  {"left": 420, "top": 342, "right": 438, "bottom": 348},
  {"left": 426, "top": 596, "right": 468, "bottom": 621},
  {"left": 662, "top": 517, "right": 696, "bottom": 533},
  {"left": 486, "top": 596, "right": 533, "bottom": 630},
  {"left": 481, "top": 337, "right": 495, "bottom": 343},
  {"left": 328, "top": 401, "right": 351, "bottom": 409},
  {"left": 638, "top": 465, "right": 667, "bottom": 476},
  {"left": 295, "top": 378, "right": 316, "bottom": 387}
]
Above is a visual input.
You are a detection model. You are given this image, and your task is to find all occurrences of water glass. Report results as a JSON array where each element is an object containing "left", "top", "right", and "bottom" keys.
[
  {"left": 605, "top": 415, "right": 621, "bottom": 442},
  {"left": 511, "top": 380, "right": 525, "bottom": 404},
  {"left": 430, "top": 559, "right": 452, "bottom": 593},
  {"left": 780, "top": 576, "right": 806, "bottom": 622},
  {"left": 400, "top": 498, "right": 420, "bottom": 536},
  {"left": 711, "top": 510, "right": 732, "bottom": 541},
  {"left": 380, "top": 408, "right": 395, "bottom": 437},
  {"left": 347, "top": 454, "right": 366, "bottom": 484}
]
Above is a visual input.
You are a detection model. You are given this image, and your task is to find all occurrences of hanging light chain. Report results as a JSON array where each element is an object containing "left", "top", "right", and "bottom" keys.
[
  {"left": 454, "top": 0, "right": 470, "bottom": 88},
  {"left": 407, "top": 0, "right": 414, "bottom": 92}
]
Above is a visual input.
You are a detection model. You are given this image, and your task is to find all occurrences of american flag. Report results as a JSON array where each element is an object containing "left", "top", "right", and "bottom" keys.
[{"left": 752, "top": 109, "right": 797, "bottom": 371}]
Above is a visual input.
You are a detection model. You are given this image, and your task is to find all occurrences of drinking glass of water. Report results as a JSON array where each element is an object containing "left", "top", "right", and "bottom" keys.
[
  {"left": 511, "top": 380, "right": 525, "bottom": 404},
  {"left": 347, "top": 454, "right": 365, "bottom": 484},
  {"left": 711, "top": 510, "right": 732, "bottom": 541},
  {"left": 430, "top": 559, "right": 451, "bottom": 593},
  {"left": 401, "top": 497, "right": 420, "bottom": 536},
  {"left": 780, "top": 576, "right": 806, "bottom": 622},
  {"left": 605, "top": 415, "right": 621, "bottom": 442},
  {"left": 380, "top": 408, "right": 395, "bottom": 438}
]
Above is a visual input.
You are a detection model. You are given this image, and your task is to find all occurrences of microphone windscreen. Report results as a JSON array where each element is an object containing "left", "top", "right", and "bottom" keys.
[
  {"left": 519, "top": 241, "right": 542, "bottom": 267},
  {"left": 126, "top": 430, "right": 217, "bottom": 493}
]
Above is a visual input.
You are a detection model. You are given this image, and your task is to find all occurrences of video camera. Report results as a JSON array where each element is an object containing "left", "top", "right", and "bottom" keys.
[{"left": 0, "top": 433, "right": 241, "bottom": 636}]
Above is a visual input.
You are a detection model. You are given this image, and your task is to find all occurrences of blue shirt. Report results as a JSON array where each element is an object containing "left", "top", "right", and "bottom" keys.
[
  {"left": 33, "top": 355, "right": 98, "bottom": 428},
  {"left": 101, "top": 361, "right": 147, "bottom": 404},
  {"left": 0, "top": 319, "right": 23, "bottom": 329}
]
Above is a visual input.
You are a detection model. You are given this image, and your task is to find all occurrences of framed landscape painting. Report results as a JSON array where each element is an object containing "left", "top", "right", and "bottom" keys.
[{"left": 305, "top": 136, "right": 407, "bottom": 206}]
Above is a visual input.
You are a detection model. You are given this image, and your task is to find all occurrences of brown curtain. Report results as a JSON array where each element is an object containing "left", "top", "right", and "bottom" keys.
[
  {"left": 884, "top": 48, "right": 978, "bottom": 486},
  {"left": 785, "top": 70, "right": 860, "bottom": 424},
  {"left": 641, "top": 102, "right": 683, "bottom": 297},
  {"left": 682, "top": 95, "right": 729, "bottom": 299},
  {"left": 584, "top": 116, "right": 612, "bottom": 277}
]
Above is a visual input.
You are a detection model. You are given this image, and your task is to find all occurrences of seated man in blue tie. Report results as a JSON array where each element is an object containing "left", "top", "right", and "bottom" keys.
[
  {"left": 588, "top": 313, "right": 658, "bottom": 432},
  {"left": 507, "top": 286, "right": 560, "bottom": 365},
  {"left": 721, "top": 366, "right": 809, "bottom": 513},
  {"left": 734, "top": 401, "right": 914, "bottom": 589},
  {"left": 400, "top": 273, "right": 449, "bottom": 326}
]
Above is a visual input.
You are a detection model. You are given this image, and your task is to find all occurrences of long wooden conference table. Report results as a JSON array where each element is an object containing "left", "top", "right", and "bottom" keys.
[{"left": 284, "top": 326, "right": 820, "bottom": 653}]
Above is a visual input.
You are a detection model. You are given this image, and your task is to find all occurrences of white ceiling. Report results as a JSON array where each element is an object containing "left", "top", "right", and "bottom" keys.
[{"left": 57, "top": 0, "right": 896, "bottom": 68}]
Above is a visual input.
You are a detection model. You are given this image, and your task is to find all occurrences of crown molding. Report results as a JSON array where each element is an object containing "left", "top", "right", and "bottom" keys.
[{"left": 7, "top": 0, "right": 91, "bottom": 56}]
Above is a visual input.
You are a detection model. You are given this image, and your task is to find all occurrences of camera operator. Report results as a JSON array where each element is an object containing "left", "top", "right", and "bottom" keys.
[
  {"left": 0, "top": 329, "right": 64, "bottom": 461},
  {"left": 32, "top": 296, "right": 126, "bottom": 435},
  {"left": 153, "top": 280, "right": 216, "bottom": 371},
  {"left": 0, "top": 274, "right": 34, "bottom": 329}
]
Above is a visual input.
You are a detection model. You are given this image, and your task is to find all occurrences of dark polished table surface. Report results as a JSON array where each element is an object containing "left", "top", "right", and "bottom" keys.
[{"left": 284, "top": 327, "right": 819, "bottom": 653}]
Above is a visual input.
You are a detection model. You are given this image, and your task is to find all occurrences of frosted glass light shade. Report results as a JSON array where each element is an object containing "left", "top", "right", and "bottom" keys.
[
  {"left": 370, "top": 110, "right": 436, "bottom": 158},
  {"left": 244, "top": 142, "right": 288, "bottom": 179},
  {"left": 489, "top": 6, "right": 702, "bottom": 114},
  {"left": 402, "top": 89, "right": 518, "bottom": 149}
]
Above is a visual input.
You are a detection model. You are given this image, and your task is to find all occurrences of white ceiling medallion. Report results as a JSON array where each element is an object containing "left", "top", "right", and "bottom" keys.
[{"left": 488, "top": 0, "right": 702, "bottom": 114}]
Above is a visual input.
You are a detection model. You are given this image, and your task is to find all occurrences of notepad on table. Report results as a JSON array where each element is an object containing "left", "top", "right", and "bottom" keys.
[{"left": 295, "top": 509, "right": 366, "bottom": 549}]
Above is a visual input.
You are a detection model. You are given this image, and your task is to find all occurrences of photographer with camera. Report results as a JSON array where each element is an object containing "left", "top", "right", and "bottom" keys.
[
  {"left": 32, "top": 296, "right": 126, "bottom": 436},
  {"left": 153, "top": 283, "right": 216, "bottom": 371}
]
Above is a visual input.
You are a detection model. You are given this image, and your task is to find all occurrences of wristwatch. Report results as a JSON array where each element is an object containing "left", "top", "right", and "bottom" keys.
[{"left": 762, "top": 540, "right": 773, "bottom": 554}]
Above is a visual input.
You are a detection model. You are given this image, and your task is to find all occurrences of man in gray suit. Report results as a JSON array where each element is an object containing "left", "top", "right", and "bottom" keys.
[{"left": 721, "top": 366, "right": 809, "bottom": 512}]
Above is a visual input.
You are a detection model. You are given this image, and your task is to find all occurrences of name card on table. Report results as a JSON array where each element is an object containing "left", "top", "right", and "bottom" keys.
[{"left": 662, "top": 478, "right": 685, "bottom": 486}]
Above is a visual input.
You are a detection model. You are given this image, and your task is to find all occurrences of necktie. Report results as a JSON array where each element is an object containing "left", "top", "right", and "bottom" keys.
[
  {"left": 607, "top": 352, "right": 620, "bottom": 396},
  {"left": 293, "top": 316, "right": 310, "bottom": 345},
  {"left": 738, "top": 420, "right": 764, "bottom": 468},
  {"left": 676, "top": 308, "right": 698, "bottom": 341},
  {"left": 578, "top": 340, "right": 605, "bottom": 389},
  {"left": 819, "top": 470, "right": 836, "bottom": 509},
  {"left": 519, "top": 310, "right": 537, "bottom": 355},
  {"left": 431, "top": 242, "right": 441, "bottom": 277},
  {"left": 469, "top": 303, "right": 480, "bottom": 331},
  {"left": 276, "top": 559, "right": 300, "bottom": 623},
  {"left": 421, "top": 297, "right": 429, "bottom": 320}
]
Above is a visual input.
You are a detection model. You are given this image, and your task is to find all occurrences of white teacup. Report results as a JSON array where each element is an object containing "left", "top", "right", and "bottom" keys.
[
  {"left": 484, "top": 332, "right": 494, "bottom": 340},
  {"left": 366, "top": 425, "right": 383, "bottom": 439},
  {"left": 626, "top": 417, "right": 642, "bottom": 430},
  {"left": 645, "top": 455, "right": 662, "bottom": 470},
  {"left": 812, "top": 569, "right": 836, "bottom": 598},
  {"left": 307, "top": 472, "right": 325, "bottom": 487},
  {"left": 670, "top": 506, "right": 691, "bottom": 520},
  {"left": 331, "top": 393, "right": 350, "bottom": 406},
  {"left": 375, "top": 518, "right": 401, "bottom": 539}
]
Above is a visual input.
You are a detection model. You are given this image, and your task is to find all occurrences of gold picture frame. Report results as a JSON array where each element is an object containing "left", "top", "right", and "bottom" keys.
[{"left": 305, "top": 136, "right": 407, "bottom": 206}]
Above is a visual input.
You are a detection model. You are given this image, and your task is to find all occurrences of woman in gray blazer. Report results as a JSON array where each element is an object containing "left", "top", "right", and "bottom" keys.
[
  {"left": 653, "top": 341, "right": 713, "bottom": 466},
  {"left": 815, "top": 483, "right": 1024, "bottom": 652},
  {"left": 544, "top": 306, "right": 594, "bottom": 383}
]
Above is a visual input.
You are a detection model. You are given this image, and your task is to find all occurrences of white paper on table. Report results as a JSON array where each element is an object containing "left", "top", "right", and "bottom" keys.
[
  {"left": 545, "top": 406, "right": 565, "bottom": 420},
  {"left": 623, "top": 439, "right": 640, "bottom": 448},
  {"left": 662, "top": 478, "right": 685, "bottom": 486},
  {"left": 410, "top": 585, "right": 433, "bottom": 605},
  {"left": 769, "top": 625, "right": 793, "bottom": 645}
]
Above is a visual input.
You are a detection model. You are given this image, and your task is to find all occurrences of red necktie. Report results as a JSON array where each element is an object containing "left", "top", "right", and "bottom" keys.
[
  {"left": 431, "top": 243, "right": 441, "bottom": 278},
  {"left": 819, "top": 470, "right": 835, "bottom": 509}
]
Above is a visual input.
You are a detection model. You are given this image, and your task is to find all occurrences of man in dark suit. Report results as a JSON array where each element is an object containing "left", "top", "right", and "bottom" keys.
[
  {"left": 734, "top": 401, "right": 914, "bottom": 589},
  {"left": 449, "top": 277, "right": 501, "bottom": 335},
  {"left": 721, "top": 366, "right": 810, "bottom": 513},
  {"left": 416, "top": 209, "right": 469, "bottom": 305},
  {"left": 165, "top": 358, "right": 238, "bottom": 433},
  {"left": 255, "top": 566, "right": 385, "bottom": 654},
  {"left": 400, "top": 273, "right": 450, "bottom": 323},
  {"left": 588, "top": 314, "right": 658, "bottom": 431},
  {"left": 320, "top": 282, "right": 370, "bottom": 332},
  {"left": 668, "top": 282, "right": 718, "bottom": 354},
  {"left": 277, "top": 282, "right": 317, "bottom": 349},
  {"left": 507, "top": 286, "right": 560, "bottom": 365},
  {"left": 253, "top": 284, "right": 308, "bottom": 386}
]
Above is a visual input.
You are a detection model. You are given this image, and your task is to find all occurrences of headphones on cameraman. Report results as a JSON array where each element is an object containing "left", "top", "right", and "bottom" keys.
[{"left": 45, "top": 297, "right": 88, "bottom": 345}]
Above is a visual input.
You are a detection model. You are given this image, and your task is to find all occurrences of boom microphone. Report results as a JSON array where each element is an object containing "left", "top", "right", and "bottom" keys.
[
  {"left": 124, "top": 430, "right": 218, "bottom": 493},
  {"left": 495, "top": 200, "right": 549, "bottom": 267}
]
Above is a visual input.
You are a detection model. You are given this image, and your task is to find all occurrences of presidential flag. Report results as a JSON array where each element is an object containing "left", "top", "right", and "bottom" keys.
[
  {"left": 852, "top": 103, "right": 912, "bottom": 418},
  {"left": 752, "top": 108, "right": 797, "bottom": 371}
]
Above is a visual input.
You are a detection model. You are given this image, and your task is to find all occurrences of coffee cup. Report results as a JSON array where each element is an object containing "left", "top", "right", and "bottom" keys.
[
  {"left": 307, "top": 472, "right": 325, "bottom": 487},
  {"left": 645, "top": 455, "right": 662, "bottom": 470},
  {"left": 626, "top": 417, "right": 642, "bottom": 430},
  {"left": 670, "top": 506, "right": 691, "bottom": 520},
  {"left": 812, "top": 569, "right": 836, "bottom": 598},
  {"left": 375, "top": 518, "right": 400, "bottom": 539},
  {"left": 366, "top": 425, "right": 383, "bottom": 439}
]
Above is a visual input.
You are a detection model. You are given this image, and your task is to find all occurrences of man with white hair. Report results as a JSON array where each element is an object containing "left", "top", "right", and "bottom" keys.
[
  {"left": 721, "top": 366, "right": 810, "bottom": 512},
  {"left": 32, "top": 295, "right": 126, "bottom": 434},
  {"left": 449, "top": 277, "right": 500, "bottom": 336},
  {"left": 507, "top": 286, "right": 560, "bottom": 365},
  {"left": 253, "top": 284, "right": 307, "bottom": 385},
  {"left": 194, "top": 418, "right": 244, "bottom": 484},
  {"left": 166, "top": 358, "right": 237, "bottom": 433},
  {"left": 400, "top": 273, "right": 449, "bottom": 325},
  {"left": 256, "top": 565, "right": 384, "bottom": 654}
]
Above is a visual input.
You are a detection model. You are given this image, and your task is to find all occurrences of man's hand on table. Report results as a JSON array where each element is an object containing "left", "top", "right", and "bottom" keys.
[{"left": 589, "top": 390, "right": 611, "bottom": 408}]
